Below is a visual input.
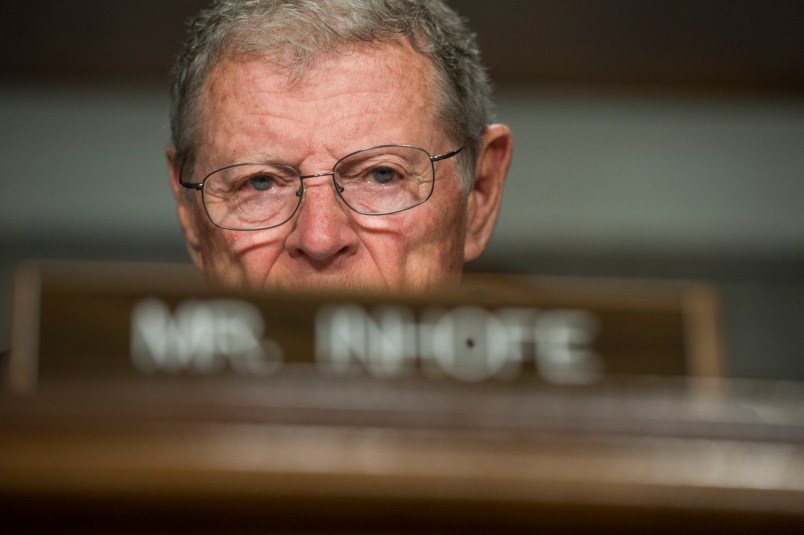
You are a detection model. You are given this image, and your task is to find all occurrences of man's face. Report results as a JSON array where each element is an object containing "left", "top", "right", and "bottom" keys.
[{"left": 170, "top": 38, "right": 508, "bottom": 293}]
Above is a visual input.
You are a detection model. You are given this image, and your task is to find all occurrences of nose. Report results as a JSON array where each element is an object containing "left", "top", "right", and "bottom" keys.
[{"left": 284, "top": 174, "right": 359, "bottom": 267}]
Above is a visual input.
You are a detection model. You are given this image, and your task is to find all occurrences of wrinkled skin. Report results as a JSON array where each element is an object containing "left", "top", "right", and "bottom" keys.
[{"left": 169, "top": 38, "right": 512, "bottom": 294}]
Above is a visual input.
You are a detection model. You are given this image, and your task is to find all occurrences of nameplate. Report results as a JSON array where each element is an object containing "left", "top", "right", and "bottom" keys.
[{"left": 7, "top": 261, "right": 722, "bottom": 392}]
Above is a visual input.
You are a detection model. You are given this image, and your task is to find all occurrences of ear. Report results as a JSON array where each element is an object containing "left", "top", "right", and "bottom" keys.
[
  {"left": 463, "top": 124, "right": 513, "bottom": 262},
  {"left": 167, "top": 145, "right": 204, "bottom": 269}
]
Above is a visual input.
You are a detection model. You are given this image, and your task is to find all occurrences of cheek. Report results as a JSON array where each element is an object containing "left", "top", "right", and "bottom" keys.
[
  {"left": 426, "top": 196, "right": 469, "bottom": 274},
  {"left": 202, "top": 229, "right": 290, "bottom": 289},
  {"left": 358, "top": 191, "right": 467, "bottom": 262},
  {"left": 349, "top": 216, "right": 409, "bottom": 261},
  {"left": 198, "top": 220, "right": 285, "bottom": 269},
  {"left": 420, "top": 187, "right": 468, "bottom": 245},
  {"left": 223, "top": 230, "right": 287, "bottom": 261}
]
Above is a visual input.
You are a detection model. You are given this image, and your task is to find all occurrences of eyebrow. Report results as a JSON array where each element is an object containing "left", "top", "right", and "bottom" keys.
[
  {"left": 199, "top": 151, "right": 290, "bottom": 174},
  {"left": 235, "top": 150, "right": 285, "bottom": 163}
]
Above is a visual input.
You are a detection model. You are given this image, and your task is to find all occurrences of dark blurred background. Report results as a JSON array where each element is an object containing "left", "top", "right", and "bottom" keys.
[{"left": 2, "top": 0, "right": 803, "bottom": 378}]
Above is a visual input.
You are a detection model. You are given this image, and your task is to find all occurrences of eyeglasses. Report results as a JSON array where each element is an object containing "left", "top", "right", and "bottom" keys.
[{"left": 180, "top": 144, "right": 465, "bottom": 231}]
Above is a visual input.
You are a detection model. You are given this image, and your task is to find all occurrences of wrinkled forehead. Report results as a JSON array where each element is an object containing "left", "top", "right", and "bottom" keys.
[{"left": 194, "top": 38, "right": 446, "bottom": 157}]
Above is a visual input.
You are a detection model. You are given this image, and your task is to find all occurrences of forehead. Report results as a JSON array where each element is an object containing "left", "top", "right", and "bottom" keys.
[{"left": 196, "top": 39, "right": 443, "bottom": 162}]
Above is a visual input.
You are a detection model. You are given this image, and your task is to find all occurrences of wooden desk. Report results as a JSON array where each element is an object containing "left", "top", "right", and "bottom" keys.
[{"left": 2, "top": 374, "right": 803, "bottom": 533}]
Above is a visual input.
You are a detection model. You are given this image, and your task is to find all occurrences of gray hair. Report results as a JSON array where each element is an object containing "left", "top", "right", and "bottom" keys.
[{"left": 170, "top": 0, "right": 494, "bottom": 190}]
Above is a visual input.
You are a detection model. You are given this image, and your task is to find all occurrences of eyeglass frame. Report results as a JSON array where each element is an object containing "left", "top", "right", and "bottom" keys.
[{"left": 178, "top": 143, "right": 466, "bottom": 231}]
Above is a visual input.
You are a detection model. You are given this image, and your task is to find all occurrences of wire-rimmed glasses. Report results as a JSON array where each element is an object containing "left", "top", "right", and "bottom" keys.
[{"left": 179, "top": 144, "right": 464, "bottom": 231}]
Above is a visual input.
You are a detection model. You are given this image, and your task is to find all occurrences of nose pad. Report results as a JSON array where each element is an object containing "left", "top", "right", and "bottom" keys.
[
  {"left": 296, "top": 171, "right": 342, "bottom": 201},
  {"left": 295, "top": 172, "right": 350, "bottom": 210}
]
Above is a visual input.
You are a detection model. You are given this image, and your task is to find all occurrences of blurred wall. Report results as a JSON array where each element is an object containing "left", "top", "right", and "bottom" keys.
[{"left": 2, "top": 1, "right": 804, "bottom": 379}]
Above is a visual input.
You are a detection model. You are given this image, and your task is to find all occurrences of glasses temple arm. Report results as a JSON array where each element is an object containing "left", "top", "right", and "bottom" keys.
[{"left": 430, "top": 144, "right": 465, "bottom": 163}]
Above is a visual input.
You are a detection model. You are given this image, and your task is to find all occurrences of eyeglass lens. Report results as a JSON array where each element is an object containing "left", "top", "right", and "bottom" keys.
[{"left": 201, "top": 145, "right": 435, "bottom": 230}]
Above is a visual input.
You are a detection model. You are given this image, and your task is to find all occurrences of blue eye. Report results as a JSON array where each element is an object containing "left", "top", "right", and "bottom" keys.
[
  {"left": 248, "top": 175, "right": 275, "bottom": 191},
  {"left": 371, "top": 167, "right": 397, "bottom": 184}
]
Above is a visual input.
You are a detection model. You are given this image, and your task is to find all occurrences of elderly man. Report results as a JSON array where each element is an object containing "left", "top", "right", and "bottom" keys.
[{"left": 168, "top": 0, "right": 512, "bottom": 294}]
